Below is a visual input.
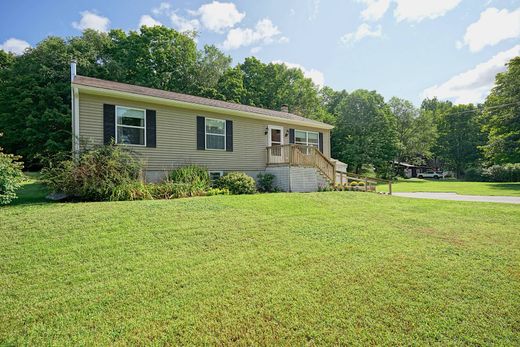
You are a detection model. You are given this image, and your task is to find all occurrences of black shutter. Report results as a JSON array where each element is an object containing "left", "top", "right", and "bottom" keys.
[
  {"left": 146, "top": 109, "right": 156, "bottom": 148},
  {"left": 103, "top": 104, "right": 116, "bottom": 145},
  {"left": 318, "top": 132, "right": 324, "bottom": 153},
  {"left": 196, "top": 116, "right": 205, "bottom": 150},
  {"left": 289, "top": 128, "right": 295, "bottom": 144},
  {"left": 226, "top": 120, "right": 233, "bottom": 152}
]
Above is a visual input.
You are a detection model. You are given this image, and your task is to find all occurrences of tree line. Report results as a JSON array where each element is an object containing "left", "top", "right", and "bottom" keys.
[{"left": 0, "top": 26, "right": 518, "bottom": 177}]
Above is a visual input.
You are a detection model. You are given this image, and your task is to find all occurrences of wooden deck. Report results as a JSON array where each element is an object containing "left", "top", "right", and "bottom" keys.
[{"left": 266, "top": 144, "right": 392, "bottom": 194}]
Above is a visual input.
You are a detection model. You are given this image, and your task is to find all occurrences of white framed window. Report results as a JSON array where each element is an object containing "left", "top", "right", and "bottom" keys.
[
  {"left": 116, "top": 106, "right": 146, "bottom": 146},
  {"left": 295, "top": 130, "right": 319, "bottom": 147},
  {"left": 209, "top": 171, "right": 224, "bottom": 181},
  {"left": 205, "top": 118, "right": 226, "bottom": 150}
]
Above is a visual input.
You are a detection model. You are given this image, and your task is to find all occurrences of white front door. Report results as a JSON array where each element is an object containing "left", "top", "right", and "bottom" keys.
[
  {"left": 268, "top": 125, "right": 283, "bottom": 147},
  {"left": 268, "top": 125, "right": 284, "bottom": 159}
]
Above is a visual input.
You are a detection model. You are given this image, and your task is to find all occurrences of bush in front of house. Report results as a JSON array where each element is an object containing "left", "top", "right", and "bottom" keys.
[
  {"left": 463, "top": 167, "right": 485, "bottom": 182},
  {"left": 256, "top": 173, "right": 278, "bottom": 192},
  {"left": 41, "top": 144, "right": 143, "bottom": 201},
  {"left": 215, "top": 172, "right": 256, "bottom": 194},
  {"left": 169, "top": 165, "right": 210, "bottom": 190},
  {"left": 0, "top": 142, "right": 24, "bottom": 205}
]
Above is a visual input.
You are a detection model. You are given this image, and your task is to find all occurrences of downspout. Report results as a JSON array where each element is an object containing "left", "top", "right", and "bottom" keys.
[{"left": 70, "top": 60, "right": 80, "bottom": 157}]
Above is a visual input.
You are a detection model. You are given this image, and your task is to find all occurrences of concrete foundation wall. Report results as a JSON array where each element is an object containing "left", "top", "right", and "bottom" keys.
[{"left": 145, "top": 166, "right": 332, "bottom": 192}]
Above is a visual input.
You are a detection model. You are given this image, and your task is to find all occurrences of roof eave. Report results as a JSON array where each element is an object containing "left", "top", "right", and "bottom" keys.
[{"left": 72, "top": 83, "right": 334, "bottom": 130}]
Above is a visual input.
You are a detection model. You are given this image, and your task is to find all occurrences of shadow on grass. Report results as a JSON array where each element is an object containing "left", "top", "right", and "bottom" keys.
[
  {"left": 9, "top": 177, "right": 52, "bottom": 206},
  {"left": 485, "top": 183, "right": 520, "bottom": 193}
]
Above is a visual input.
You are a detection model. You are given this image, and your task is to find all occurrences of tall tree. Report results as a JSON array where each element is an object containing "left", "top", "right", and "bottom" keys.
[
  {"left": 481, "top": 56, "right": 520, "bottom": 164},
  {"left": 436, "top": 104, "right": 484, "bottom": 178},
  {"left": 332, "top": 90, "right": 398, "bottom": 174}
]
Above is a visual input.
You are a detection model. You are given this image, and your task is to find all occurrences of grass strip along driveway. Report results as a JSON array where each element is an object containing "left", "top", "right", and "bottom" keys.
[
  {"left": 379, "top": 179, "right": 520, "bottom": 196},
  {"left": 1, "top": 189, "right": 519, "bottom": 345}
]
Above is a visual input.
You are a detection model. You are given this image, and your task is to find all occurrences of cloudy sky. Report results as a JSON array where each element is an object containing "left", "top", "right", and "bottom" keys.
[{"left": 1, "top": 0, "right": 519, "bottom": 105}]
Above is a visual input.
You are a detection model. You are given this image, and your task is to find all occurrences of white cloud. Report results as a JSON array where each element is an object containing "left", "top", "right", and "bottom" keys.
[
  {"left": 460, "top": 7, "right": 520, "bottom": 52},
  {"left": 422, "top": 44, "right": 520, "bottom": 104},
  {"left": 191, "top": 1, "right": 245, "bottom": 33},
  {"left": 250, "top": 46, "right": 262, "bottom": 54},
  {"left": 358, "top": 0, "right": 391, "bottom": 21},
  {"left": 340, "top": 23, "right": 382, "bottom": 45},
  {"left": 152, "top": 2, "right": 171, "bottom": 16},
  {"left": 0, "top": 38, "right": 30, "bottom": 55},
  {"left": 139, "top": 15, "right": 162, "bottom": 28},
  {"left": 222, "top": 18, "right": 283, "bottom": 50},
  {"left": 308, "top": 0, "right": 321, "bottom": 21},
  {"left": 72, "top": 11, "right": 110, "bottom": 32},
  {"left": 272, "top": 60, "right": 325, "bottom": 87},
  {"left": 394, "top": 0, "right": 462, "bottom": 22},
  {"left": 170, "top": 13, "right": 200, "bottom": 32}
]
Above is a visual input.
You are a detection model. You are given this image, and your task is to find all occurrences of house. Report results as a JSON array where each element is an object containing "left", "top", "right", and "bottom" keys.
[{"left": 70, "top": 63, "right": 344, "bottom": 192}]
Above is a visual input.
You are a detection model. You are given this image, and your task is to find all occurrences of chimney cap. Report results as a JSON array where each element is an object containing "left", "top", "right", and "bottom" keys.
[{"left": 281, "top": 104, "right": 289, "bottom": 112}]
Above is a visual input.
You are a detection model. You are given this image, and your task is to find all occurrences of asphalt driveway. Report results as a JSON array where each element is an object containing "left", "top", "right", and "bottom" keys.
[{"left": 393, "top": 192, "right": 520, "bottom": 204}]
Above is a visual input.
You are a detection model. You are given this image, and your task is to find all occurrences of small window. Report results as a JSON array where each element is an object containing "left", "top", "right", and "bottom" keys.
[
  {"left": 116, "top": 106, "right": 146, "bottom": 146},
  {"left": 209, "top": 171, "right": 223, "bottom": 181},
  {"left": 205, "top": 118, "right": 226, "bottom": 150}
]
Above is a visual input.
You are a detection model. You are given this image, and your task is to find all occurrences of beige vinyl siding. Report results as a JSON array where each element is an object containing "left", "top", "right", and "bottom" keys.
[{"left": 78, "top": 92, "right": 331, "bottom": 172}]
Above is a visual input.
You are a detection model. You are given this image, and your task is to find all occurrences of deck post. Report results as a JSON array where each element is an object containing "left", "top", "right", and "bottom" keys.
[{"left": 388, "top": 180, "right": 392, "bottom": 195}]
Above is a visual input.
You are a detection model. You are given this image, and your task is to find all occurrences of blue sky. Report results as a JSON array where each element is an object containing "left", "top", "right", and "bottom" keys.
[{"left": 1, "top": 0, "right": 519, "bottom": 105}]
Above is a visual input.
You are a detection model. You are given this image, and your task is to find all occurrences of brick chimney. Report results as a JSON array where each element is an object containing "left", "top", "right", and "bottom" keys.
[{"left": 280, "top": 104, "right": 289, "bottom": 112}]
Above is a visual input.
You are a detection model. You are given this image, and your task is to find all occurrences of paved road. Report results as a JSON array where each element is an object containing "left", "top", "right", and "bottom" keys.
[{"left": 393, "top": 192, "right": 520, "bottom": 204}]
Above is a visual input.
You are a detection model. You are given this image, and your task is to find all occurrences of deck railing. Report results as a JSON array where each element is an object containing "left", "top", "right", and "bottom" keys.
[
  {"left": 266, "top": 144, "right": 393, "bottom": 194},
  {"left": 266, "top": 144, "right": 336, "bottom": 183}
]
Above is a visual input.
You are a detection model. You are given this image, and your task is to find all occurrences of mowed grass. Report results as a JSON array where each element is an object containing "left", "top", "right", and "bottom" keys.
[
  {"left": 378, "top": 178, "right": 520, "bottom": 196},
  {"left": 1, "top": 185, "right": 519, "bottom": 345}
]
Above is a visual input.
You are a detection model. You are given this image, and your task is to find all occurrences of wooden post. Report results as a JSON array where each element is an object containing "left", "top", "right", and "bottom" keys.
[
  {"left": 364, "top": 177, "right": 368, "bottom": 192},
  {"left": 388, "top": 180, "right": 392, "bottom": 195}
]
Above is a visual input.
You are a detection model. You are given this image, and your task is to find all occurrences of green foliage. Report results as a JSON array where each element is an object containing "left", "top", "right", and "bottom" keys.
[
  {"left": 332, "top": 90, "right": 398, "bottom": 175},
  {"left": 435, "top": 104, "right": 485, "bottom": 178},
  {"left": 169, "top": 165, "right": 210, "bottom": 191},
  {"left": 256, "top": 173, "right": 277, "bottom": 192},
  {"left": 148, "top": 182, "right": 207, "bottom": 199},
  {"left": 41, "top": 144, "right": 142, "bottom": 201},
  {"left": 0, "top": 140, "right": 24, "bottom": 205},
  {"left": 483, "top": 164, "right": 520, "bottom": 182},
  {"left": 215, "top": 172, "right": 256, "bottom": 194},
  {"left": 481, "top": 57, "right": 520, "bottom": 164},
  {"left": 110, "top": 182, "right": 153, "bottom": 201},
  {"left": 463, "top": 167, "right": 485, "bottom": 182},
  {"left": 206, "top": 187, "right": 230, "bottom": 196}
]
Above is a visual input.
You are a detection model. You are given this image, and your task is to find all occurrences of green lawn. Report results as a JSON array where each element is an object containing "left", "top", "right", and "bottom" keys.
[
  {"left": 1, "top": 182, "right": 519, "bottom": 345},
  {"left": 378, "top": 178, "right": 520, "bottom": 196}
]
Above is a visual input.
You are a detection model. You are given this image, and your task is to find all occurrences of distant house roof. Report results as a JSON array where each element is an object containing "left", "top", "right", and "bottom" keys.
[{"left": 72, "top": 75, "right": 333, "bottom": 129}]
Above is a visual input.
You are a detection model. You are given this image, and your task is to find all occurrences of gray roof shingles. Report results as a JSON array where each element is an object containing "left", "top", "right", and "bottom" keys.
[{"left": 73, "top": 75, "right": 332, "bottom": 129}]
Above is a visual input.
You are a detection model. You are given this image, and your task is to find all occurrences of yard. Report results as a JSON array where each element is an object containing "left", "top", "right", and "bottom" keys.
[
  {"left": 1, "top": 179, "right": 519, "bottom": 345},
  {"left": 379, "top": 178, "right": 520, "bottom": 196}
]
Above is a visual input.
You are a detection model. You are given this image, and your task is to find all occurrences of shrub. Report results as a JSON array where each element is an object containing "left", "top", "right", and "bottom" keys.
[
  {"left": 215, "top": 172, "right": 256, "bottom": 194},
  {"left": 41, "top": 144, "right": 142, "bottom": 201},
  {"left": 0, "top": 142, "right": 24, "bottom": 205},
  {"left": 464, "top": 167, "right": 485, "bottom": 182},
  {"left": 256, "top": 173, "right": 277, "bottom": 192},
  {"left": 169, "top": 165, "right": 210, "bottom": 190},
  {"left": 358, "top": 181, "right": 366, "bottom": 186},
  {"left": 110, "top": 182, "right": 152, "bottom": 201},
  {"left": 483, "top": 164, "right": 520, "bottom": 182},
  {"left": 206, "top": 187, "right": 230, "bottom": 196},
  {"left": 350, "top": 181, "right": 359, "bottom": 187}
]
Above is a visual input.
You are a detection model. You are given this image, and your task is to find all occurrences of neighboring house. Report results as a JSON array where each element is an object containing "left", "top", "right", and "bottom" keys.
[{"left": 70, "top": 63, "right": 344, "bottom": 192}]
